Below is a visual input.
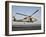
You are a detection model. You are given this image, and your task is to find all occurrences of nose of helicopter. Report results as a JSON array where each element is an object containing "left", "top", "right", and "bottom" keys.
[{"left": 32, "top": 17, "right": 38, "bottom": 22}]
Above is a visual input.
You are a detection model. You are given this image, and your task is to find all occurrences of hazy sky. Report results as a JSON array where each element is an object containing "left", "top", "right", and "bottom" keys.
[{"left": 12, "top": 5, "right": 41, "bottom": 24}]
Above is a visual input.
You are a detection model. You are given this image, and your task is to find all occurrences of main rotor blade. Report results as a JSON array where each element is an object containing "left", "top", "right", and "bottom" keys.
[
  {"left": 16, "top": 13, "right": 28, "bottom": 16},
  {"left": 31, "top": 10, "right": 39, "bottom": 16}
]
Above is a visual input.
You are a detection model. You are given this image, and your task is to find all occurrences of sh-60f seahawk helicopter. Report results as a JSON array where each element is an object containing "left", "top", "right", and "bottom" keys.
[{"left": 13, "top": 9, "right": 39, "bottom": 23}]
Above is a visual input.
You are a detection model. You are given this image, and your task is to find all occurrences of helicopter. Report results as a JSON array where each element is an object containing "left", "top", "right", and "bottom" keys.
[{"left": 13, "top": 9, "right": 39, "bottom": 23}]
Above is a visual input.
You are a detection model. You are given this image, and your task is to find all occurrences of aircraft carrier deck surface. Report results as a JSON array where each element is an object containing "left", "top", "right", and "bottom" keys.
[{"left": 12, "top": 22, "right": 41, "bottom": 31}]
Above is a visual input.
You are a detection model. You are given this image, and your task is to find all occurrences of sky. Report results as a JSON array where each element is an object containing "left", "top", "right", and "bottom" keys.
[{"left": 12, "top": 5, "right": 41, "bottom": 24}]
